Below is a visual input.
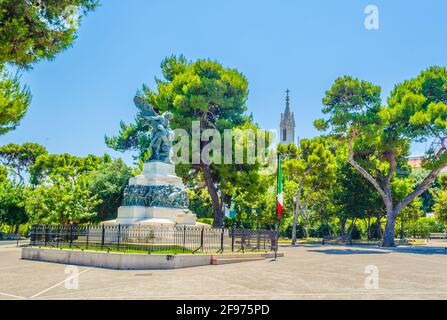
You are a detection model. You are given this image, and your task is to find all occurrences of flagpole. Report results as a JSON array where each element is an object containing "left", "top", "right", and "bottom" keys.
[
  {"left": 276, "top": 151, "right": 280, "bottom": 228},
  {"left": 275, "top": 151, "right": 281, "bottom": 259}
]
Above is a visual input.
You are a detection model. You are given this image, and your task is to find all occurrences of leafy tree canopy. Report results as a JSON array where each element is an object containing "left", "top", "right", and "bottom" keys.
[
  {"left": 106, "top": 56, "right": 257, "bottom": 227},
  {"left": 106, "top": 55, "right": 249, "bottom": 161},
  {"left": 317, "top": 66, "right": 447, "bottom": 246},
  {"left": 30, "top": 153, "right": 110, "bottom": 184},
  {"left": 0, "top": 65, "right": 31, "bottom": 135},
  {"left": 279, "top": 137, "right": 336, "bottom": 243},
  {"left": 0, "top": 0, "right": 98, "bottom": 68},
  {"left": 0, "top": 181, "right": 28, "bottom": 229},
  {"left": 26, "top": 176, "right": 100, "bottom": 225},
  {"left": 0, "top": 142, "right": 47, "bottom": 183},
  {"left": 86, "top": 158, "right": 132, "bottom": 221}
]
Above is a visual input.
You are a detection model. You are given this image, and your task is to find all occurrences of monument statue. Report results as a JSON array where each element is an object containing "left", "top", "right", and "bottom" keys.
[
  {"left": 134, "top": 96, "right": 174, "bottom": 163},
  {"left": 101, "top": 94, "right": 198, "bottom": 227}
]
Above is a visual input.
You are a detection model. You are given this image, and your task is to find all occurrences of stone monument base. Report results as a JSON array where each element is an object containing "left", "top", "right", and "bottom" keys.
[
  {"left": 102, "top": 161, "right": 199, "bottom": 227},
  {"left": 104, "top": 206, "right": 196, "bottom": 226}
]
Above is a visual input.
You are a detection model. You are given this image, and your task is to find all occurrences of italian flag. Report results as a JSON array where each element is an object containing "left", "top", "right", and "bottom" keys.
[{"left": 277, "top": 156, "right": 283, "bottom": 220}]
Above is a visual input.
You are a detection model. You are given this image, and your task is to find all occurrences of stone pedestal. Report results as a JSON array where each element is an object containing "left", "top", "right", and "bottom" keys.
[
  {"left": 104, "top": 161, "right": 197, "bottom": 226},
  {"left": 129, "top": 162, "right": 185, "bottom": 189},
  {"left": 115, "top": 206, "right": 195, "bottom": 225}
]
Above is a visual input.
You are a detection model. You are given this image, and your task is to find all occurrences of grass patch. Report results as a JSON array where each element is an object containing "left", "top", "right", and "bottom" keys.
[
  {"left": 33, "top": 244, "right": 195, "bottom": 255},
  {"left": 31, "top": 244, "right": 273, "bottom": 255}
]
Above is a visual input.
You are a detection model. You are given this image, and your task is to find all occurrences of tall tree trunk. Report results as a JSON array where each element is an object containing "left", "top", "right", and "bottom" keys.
[
  {"left": 376, "top": 215, "right": 382, "bottom": 239},
  {"left": 302, "top": 192, "right": 311, "bottom": 239},
  {"left": 291, "top": 178, "right": 305, "bottom": 246},
  {"left": 340, "top": 217, "right": 346, "bottom": 237},
  {"left": 383, "top": 212, "right": 396, "bottom": 247},
  {"left": 381, "top": 181, "right": 396, "bottom": 246},
  {"left": 348, "top": 132, "right": 447, "bottom": 246},
  {"left": 348, "top": 218, "right": 357, "bottom": 237},
  {"left": 367, "top": 216, "right": 371, "bottom": 240},
  {"left": 291, "top": 206, "right": 300, "bottom": 246},
  {"left": 400, "top": 219, "right": 405, "bottom": 240},
  {"left": 202, "top": 164, "right": 223, "bottom": 228},
  {"left": 301, "top": 205, "right": 309, "bottom": 239}
]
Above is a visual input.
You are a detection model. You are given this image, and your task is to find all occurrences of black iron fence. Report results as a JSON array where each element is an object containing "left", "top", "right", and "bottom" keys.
[{"left": 30, "top": 225, "right": 278, "bottom": 254}]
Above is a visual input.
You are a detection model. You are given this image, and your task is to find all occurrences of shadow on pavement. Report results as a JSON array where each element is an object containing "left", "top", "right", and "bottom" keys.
[
  {"left": 305, "top": 246, "right": 447, "bottom": 256},
  {"left": 308, "top": 249, "right": 389, "bottom": 255},
  {"left": 386, "top": 246, "right": 447, "bottom": 255}
]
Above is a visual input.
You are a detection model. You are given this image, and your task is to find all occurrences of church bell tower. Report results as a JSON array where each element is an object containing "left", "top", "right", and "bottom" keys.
[{"left": 279, "top": 89, "right": 296, "bottom": 145}]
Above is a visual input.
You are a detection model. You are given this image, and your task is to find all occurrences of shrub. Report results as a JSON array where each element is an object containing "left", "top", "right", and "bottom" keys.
[
  {"left": 282, "top": 222, "right": 306, "bottom": 239},
  {"left": 197, "top": 218, "right": 213, "bottom": 226},
  {"left": 407, "top": 218, "right": 446, "bottom": 238},
  {"left": 349, "top": 224, "right": 362, "bottom": 240},
  {"left": 315, "top": 224, "right": 334, "bottom": 237}
]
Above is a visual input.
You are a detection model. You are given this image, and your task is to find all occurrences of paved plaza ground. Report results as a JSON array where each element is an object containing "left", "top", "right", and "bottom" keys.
[{"left": 0, "top": 240, "right": 446, "bottom": 300}]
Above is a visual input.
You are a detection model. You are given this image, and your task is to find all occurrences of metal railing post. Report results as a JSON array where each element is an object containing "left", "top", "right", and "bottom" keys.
[
  {"left": 263, "top": 233, "right": 266, "bottom": 250},
  {"left": 231, "top": 228, "right": 235, "bottom": 252},
  {"left": 200, "top": 227, "right": 204, "bottom": 253},
  {"left": 69, "top": 225, "right": 73, "bottom": 248},
  {"left": 183, "top": 225, "right": 186, "bottom": 253},
  {"left": 56, "top": 226, "right": 60, "bottom": 248},
  {"left": 86, "top": 225, "right": 89, "bottom": 250},
  {"left": 44, "top": 224, "right": 48, "bottom": 247},
  {"left": 117, "top": 224, "right": 121, "bottom": 251},
  {"left": 242, "top": 231, "right": 245, "bottom": 253},
  {"left": 101, "top": 225, "right": 105, "bottom": 249},
  {"left": 220, "top": 228, "right": 224, "bottom": 253}
]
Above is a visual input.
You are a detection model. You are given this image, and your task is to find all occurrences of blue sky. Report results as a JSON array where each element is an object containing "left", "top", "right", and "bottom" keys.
[{"left": 1, "top": 0, "right": 447, "bottom": 164}]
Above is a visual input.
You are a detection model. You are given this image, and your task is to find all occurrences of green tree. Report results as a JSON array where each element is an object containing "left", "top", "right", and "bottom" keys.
[
  {"left": 407, "top": 217, "right": 445, "bottom": 238},
  {"left": 86, "top": 158, "right": 132, "bottom": 221},
  {"left": 30, "top": 153, "right": 109, "bottom": 184},
  {"left": 0, "top": 165, "right": 7, "bottom": 182},
  {"left": 0, "top": 0, "right": 98, "bottom": 68},
  {"left": 0, "top": 66, "right": 31, "bottom": 135},
  {"left": 432, "top": 190, "right": 447, "bottom": 224},
  {"left": 107, "top": 56, "right": 255, "bottom": 227},
  {"left": 0, "top": 1, "right": 98, "bottom": 136},
  {"left": 411, "top": 167, "right": 437, "bottom": 213},
  {"left": 331, "top": 147, "right": 384, "bottom": 239},
  {"left": 432, "top": 174, "right": 447, "bottom": 224},
  {"left": 280, "top": 137, "right": 336, "bottom": 245},
  {"left": 0, "top": 142, "right": 47, "bottom": 184},
  {"left": 318, "top": 67, "right": 447, "bottom": 247},
  {"left": 26, "top": 177, "right": 100, "bottom": 225},
  {"left": 310, "top": 189, "right": 338, "bottom": 236},
  {"left": 0, "top": 181, "right": 28, "bottom": 233}
]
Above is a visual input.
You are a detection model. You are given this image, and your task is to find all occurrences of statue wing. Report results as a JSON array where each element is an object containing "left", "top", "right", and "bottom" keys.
[{"left": 134, "top": 95, "right": 157, "bottom": 118}]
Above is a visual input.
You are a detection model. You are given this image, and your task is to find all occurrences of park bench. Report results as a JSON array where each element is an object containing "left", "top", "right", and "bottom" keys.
[
  {"left": 322, "top": 236, "right": 352, "bottom": 246},
  {"left": 429, "top": 233, "right": 447, "bottom": 241},
  {"left": 0, "top": 234, "right": 21, "bottom": 240}
]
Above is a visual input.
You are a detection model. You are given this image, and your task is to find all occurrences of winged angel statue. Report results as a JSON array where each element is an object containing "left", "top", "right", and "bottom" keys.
[{"left": 134, "top": 95, "right": 174, "bottom": 163}]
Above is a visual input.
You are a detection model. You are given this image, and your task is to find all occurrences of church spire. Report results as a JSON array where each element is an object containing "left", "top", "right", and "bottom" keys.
[
  {"left": 285, "top": 89, "right": 290, "bottom": 115},
  {"left": 279, "top": 89, "right": 296, "bottom": 145}
]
